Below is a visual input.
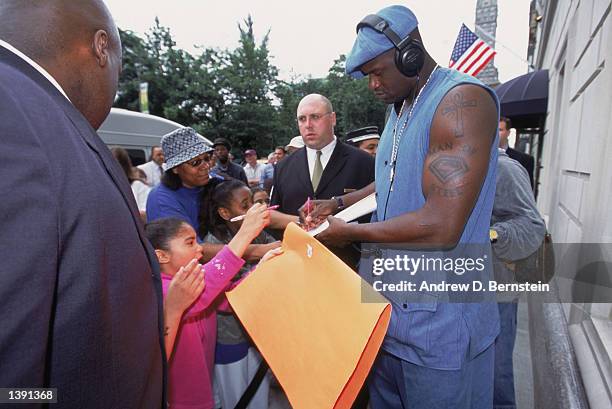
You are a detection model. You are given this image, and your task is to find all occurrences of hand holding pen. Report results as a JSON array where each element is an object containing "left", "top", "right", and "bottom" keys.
[{"left": 298, "top": 197, "right": 334, "bottom": 230}]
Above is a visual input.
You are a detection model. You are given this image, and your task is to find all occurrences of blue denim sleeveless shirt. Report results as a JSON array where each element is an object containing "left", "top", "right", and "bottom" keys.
[{"left": 359, "top": 67, "right": 500, "bottom": 370}]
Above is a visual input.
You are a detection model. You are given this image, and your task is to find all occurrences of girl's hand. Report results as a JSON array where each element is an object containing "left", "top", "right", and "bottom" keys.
[
  {"left": 258, "top": 246, "right": 284, "bottom": 265},
  {"left": 165, "top": 258, "right": 206, "bottom": 315},
  {"left": 238, "top": 203, "right": 270, "bottom": 241}
]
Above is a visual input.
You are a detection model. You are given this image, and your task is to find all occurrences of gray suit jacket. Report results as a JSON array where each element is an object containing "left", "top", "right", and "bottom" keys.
[{"left": 0, "top": 45, "right": 166, "bottom": 408}]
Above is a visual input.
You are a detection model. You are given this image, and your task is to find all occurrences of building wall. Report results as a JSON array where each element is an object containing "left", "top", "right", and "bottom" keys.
[
  {"left": 535, "top": 1, "right": 612, "bottom": 407},
  {"left": 538, "top": 0, "right": 611, "bottom": 243}
]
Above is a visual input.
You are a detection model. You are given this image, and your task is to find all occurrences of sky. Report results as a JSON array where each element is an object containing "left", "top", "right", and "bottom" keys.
[{"left": 104, "top": 0, "right": 532, "bottom": 83}]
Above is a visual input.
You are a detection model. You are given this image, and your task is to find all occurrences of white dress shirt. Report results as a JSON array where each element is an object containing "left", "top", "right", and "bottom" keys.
[
  {"left": 305, "top": 136, "right": 337, "bottom": 180},
  {"left": 244, "top": 163, "right": 266, "bottom": 186},
  {"left": 0, "top": 39, "right": 71, "bottom": 102},
  {"left": 131, "top": 180, "right": 151, "bottom": 212},
  {"left": 138, "top": 160, "right": 163, "bottom": 187}
]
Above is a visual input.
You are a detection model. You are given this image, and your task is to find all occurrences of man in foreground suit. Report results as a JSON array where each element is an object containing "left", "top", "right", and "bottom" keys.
[
  {"left": 499, "top": 116, "right": 535, "bottom": 188},
  {"left": 0, "top": 1, "right": 165, "bottom": 407},
  {"left": 271, "top": 93, "right": 374, "bottom": 268}
]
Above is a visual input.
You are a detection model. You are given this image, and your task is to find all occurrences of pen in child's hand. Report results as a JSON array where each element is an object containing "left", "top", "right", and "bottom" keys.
[{"left": 229, "top": 205, "right": 279, "bottom": 222}]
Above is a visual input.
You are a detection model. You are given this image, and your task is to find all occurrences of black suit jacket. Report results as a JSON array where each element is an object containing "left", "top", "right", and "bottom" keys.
[
  {"left": 271, "top": 141, "right": 375, "bottom": 267},
  {"left": 507, "top": 147, "right": 535, "bottom": 188},
  {"left": 0, "top": 46, "right": 165, "bottom": 408}
]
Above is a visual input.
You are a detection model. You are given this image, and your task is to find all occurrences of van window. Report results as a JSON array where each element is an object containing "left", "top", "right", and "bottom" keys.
[{"left": 126, "top": 149, "right": 147, "bottom": 166}]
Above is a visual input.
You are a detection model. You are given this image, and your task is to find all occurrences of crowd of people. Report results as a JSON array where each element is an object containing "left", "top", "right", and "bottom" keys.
[{"left": 1, "top": 1, "right": 545, "bottom": 409}]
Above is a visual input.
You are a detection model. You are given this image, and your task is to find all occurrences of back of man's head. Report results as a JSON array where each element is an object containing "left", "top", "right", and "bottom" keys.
[{"left": 0, "top": 0, "right": 122, "bottom": 129}]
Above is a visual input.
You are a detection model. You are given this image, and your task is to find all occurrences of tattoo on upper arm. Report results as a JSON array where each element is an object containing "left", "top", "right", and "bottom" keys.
[
  {"left": 428, "top": 155, "right": 469, "bottom": 183},
  {"left": 428, "top": 142, "right": 453, "bottom": 155},
  {"left": 460, "top": 144, "right": 477, "bottom": 156},
  {"left": 441, "top": 93, "right": 477, "bottom": 138},
  {"left": 164, "top": 326, "right": 169, "bottom": 337},
  {"left": 430, "top": 184, "right": 464, "bottom": 197}
]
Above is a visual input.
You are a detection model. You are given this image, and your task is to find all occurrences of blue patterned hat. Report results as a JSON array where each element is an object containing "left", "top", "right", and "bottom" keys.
[
  {"left": 346, "top": 5, "right": 419, "bottom": 78},
  {"left": 161, "top": 127, "right": 213, "bottom": 170}
]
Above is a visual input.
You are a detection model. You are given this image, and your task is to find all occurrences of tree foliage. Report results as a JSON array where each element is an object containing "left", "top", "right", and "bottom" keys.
[
  {"left": 115, "top": 17, "right": 386, "bottom": 158},
  {"left": 217, "top": 16, "right": 280, "bottom": 153}
]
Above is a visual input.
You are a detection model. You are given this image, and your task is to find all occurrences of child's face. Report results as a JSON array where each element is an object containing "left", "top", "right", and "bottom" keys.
[
  {"left": 220, "top": 187, "right": 253, "bottom": 225},
  {"left": 162, "top": 224, "right": 203, "bottom": 275},
  {"left": 252, "top": 190, "right": 270, "bottom": 205}
]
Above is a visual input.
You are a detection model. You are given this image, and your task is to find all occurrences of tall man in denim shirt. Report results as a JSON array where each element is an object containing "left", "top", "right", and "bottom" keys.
[{"left": 304, "top": 5, "right": 500, "bottom": 408}]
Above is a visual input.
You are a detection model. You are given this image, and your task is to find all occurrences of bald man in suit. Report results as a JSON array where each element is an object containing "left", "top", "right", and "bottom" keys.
[
  {"left": 271, "top": 94, "right": 375, "bottom": 268},
  {"left": 0, "top": 1, "right": 165, "bottom": 407}
]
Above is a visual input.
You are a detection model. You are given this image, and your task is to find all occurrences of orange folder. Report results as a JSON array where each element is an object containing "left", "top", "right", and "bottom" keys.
[{"left": 226, "top": 223, "right": 392, "bottom": 409}]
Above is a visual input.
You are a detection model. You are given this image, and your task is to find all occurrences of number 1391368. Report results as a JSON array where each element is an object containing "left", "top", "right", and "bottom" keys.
[{"left": 0, "top": 388, "right": 57, "bottom": 403}]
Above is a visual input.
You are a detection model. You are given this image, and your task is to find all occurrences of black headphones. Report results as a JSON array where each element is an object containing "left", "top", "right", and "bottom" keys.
[{"left": 356, "top": 14, "right": 424, "bottom": 77}]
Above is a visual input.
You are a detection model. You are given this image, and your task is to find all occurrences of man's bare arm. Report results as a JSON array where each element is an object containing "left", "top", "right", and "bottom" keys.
[{"left": 318, "top": 84, "right": 497, "bottom": 246}]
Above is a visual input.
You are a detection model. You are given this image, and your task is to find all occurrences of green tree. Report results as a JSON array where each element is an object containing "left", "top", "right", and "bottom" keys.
[
  {"left": 324, "top": 55, "right": 386, "bottom": 137},
  {"left": 115, "top": 20, "right": 229, "bottom": 135},
  {"left": 115, "top": 28, "right": 153, "bottom": 112},
  {"left": 274, "top": 56, "right": 386, "bottom": 143},
  {"left": 115, "top": 20, "right": 180, "bottom": 117},
  {"left": 218, "top": 15, "right": 280, "bottom": 155},
  {"left": 187, "top": 49, "right": 229, "bottom": 138},
  {"left": 114, "top": 17, "right": 386, "bottom": 154},
  {"left": 274, "top": 80, "right": 300, "bottom": 146}
]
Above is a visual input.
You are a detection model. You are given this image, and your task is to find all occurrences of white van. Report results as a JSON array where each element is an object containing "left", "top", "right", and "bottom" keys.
[{"left": 97, "top": 108, "right": 212, "bottom": 165}]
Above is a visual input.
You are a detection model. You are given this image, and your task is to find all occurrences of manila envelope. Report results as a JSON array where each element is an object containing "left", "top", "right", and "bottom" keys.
[{"left": 226, "top": 223, "right": 391, "bottom": 409}]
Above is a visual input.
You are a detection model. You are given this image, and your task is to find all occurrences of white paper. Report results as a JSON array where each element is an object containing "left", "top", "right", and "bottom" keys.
[{"left": 308, "top": 192, "right": 377, "bottom": 236}]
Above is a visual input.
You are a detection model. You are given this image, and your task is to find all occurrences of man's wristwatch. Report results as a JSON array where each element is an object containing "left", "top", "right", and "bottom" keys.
[{"left": 331, "top": 196, "right": 345, "bottom": 211}]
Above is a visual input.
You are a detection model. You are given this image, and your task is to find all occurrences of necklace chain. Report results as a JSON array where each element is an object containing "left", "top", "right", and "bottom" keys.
[{"left": 389, "top": 65, "right": 439, "bottom": 187}]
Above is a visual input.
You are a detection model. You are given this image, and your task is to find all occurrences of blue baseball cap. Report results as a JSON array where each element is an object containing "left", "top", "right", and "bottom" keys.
[{"left": 346, "top": 5, "right": 419, "bottom": 79}]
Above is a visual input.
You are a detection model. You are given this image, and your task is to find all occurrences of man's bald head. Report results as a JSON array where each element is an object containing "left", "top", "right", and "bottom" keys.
[
  {"left": 297, "top": 94, "right": 333, "bottom": 114},
  {"left": 296, "top": 94, "right": 336, "bottom": 150},
  {"left": 0, "top": 0, "right": 122, "bottom": 129}
]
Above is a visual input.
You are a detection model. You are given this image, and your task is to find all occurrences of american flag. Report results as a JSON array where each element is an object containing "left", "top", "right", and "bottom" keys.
[{"left": 449, "top": 24, "right": 496, "bottom": 77}]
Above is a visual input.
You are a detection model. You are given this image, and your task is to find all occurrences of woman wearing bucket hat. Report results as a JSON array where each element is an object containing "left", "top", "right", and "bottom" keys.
[
  {"left": 147, "top": 127, "right": 217, "bottom": 232},
  {"left": 147, "top": 127, "right": 280, "bottom": 262}
]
